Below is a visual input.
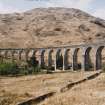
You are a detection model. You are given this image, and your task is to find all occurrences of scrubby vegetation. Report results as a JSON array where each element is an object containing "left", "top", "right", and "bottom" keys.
[
  {"left": 0, "top": 62, "right": 19, "bottom": 76},
  {"left": 0, "top": 56, "right": 41, "bottom": 76},
  {"left": 0, "top": 62, "right": 41, "bottom": 76}
]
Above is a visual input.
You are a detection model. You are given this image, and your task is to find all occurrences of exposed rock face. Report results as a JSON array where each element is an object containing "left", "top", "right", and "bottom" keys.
[{"left": 0, "top": 8, "right": 105, "bottom": 48}]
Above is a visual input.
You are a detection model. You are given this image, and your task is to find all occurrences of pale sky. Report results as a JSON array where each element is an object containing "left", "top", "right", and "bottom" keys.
[{"left": 0, "top": 0, "right": 105, "bottom": 19}]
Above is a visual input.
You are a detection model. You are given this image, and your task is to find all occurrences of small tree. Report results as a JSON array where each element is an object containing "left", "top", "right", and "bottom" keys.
[{"left": 27, "top": 56, "right": 40, "bottom": 73}]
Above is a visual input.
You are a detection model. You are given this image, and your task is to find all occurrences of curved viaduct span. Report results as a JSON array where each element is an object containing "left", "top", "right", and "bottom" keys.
[{"left": 0, "top": 42, "right": 105, "bottom": 71}]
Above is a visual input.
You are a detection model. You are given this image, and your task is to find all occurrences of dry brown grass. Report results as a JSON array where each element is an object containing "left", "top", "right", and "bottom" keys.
[
  {"left": 0, "top": 71, "right": 97, "bottom": 105},
  {"left": 40, "top": 73, "right": 105, "bottom": 105}
]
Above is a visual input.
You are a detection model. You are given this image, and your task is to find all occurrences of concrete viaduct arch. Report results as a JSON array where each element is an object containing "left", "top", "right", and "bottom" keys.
[
  {"left": 0, "top": 42, "right": 105, "bottom": 71},
  {"left": 95, "top": 46, "right": 105, "bottom": 70}
]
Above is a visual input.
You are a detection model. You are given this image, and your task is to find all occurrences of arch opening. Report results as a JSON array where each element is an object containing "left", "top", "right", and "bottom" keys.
[
  {"left": 96, "top": 46, "right": 104, "bottom": 70},
  {"left": 27, "top": 50, "right": 34, "bottom": 60},
  {"left": 56, "top": 49, "right": 63, "bottom": 70},
  {"left": 19, "top": 50, "right": 26, "bottom": 61},
  {"left": 40, "top": 50, "right": 46, "bottom": 69},
  {"left": 48, "top": 49, "right": 54, "bottom": 70},
  {"left": 84, "top": 47, "right": 95, "bottom": 71},
  {"left": 30, "top": 50, "right": 39, "bottom": 67},
  {"left": 12, "top": 51, "right": 19, "bottom": 61},
  {"left": 1, "top": 50, "right": 15, "bottom": 63},
  {"left": 0, "top": 51, "right": 5, "bottom": 62},
  {"left": 11, "top": 50, "right": 17, "bottom": 62},
  {"left": 73, "top": 48, "right": 82, "bottom": 70},
  {"left": 64, "top": 49, "right": 71, "bottom": 70}
]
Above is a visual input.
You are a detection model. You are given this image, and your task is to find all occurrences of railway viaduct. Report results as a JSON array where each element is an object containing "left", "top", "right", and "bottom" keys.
[{"left": 0, "top": 42, "right": 105, "bottom": 71}]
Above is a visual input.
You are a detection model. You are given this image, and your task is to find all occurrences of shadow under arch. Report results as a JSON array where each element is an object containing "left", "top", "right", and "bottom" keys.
[
  {"left": 19, "top": 50, "right": 26, "bottom": 61},
  {"left": 4, "top": 50, "right": 9, "bottom": 58},
  {"left": 96, "top": 46, "right": 105, "bottom": 70},
  {"left": 11, "top": 50, "right": 17, "bottom": 62},
  {"left": 4, "top": 50, "right": 13, "bottom": 59},
  {"left": 0, "top": 50, "right": 7, "bottom": 62},
  {"left": 64, "top": 49, "right": 71, "bottom": 70},
  {"left": 25, "top": 49, "right": 39, "bottom": 65},
  {"left": 30, "top": 50, "right": 39, "bottom": 64},
  {"left": 32, "top": 50, "right": 38, "bottom": 57},
  {"left": 84, "top": 47, "right": 93, "bottom": 71},
  {"left": 73, "top": 48, "right": 81, "bottom": 70},
  {"left": 11, "top": 50, "right": 19, "bottom": 60},
  {"left": 25, "top": 50, "right": 31, "bottom": 61},
  {"left": 0, "top": 50, "right": 16, "bottom": 62},
  {"left": 56, "top": 49, "right": 63, "bottom": 70},
  {"left": 40, "top": 49, "right": 46, "bottom": 68},
  {"left": 48, "top": 49, "right": 54, "bottom": 68},
  {"left": 25, "top": 49, "right": 39, "bottom": 62}
]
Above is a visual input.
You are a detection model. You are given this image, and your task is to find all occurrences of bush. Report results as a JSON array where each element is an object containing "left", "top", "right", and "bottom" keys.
[
  {"left": 33, "top": 66, "right": 41, "bottom": 74},
  {"left": 0, "top": 56, "right": 42, "bottom": 76},
  {"left": 0, "top": 62, "right": 41, "bottom": 76},
  {"left": 27, "top": 56, "right": 41, "bottom": 74},
  {"left": 27, "top": 56, "right": 39, "bottom": 67},
  {"left": 0, "top": 62, "right": 19, "bottom": 76}
]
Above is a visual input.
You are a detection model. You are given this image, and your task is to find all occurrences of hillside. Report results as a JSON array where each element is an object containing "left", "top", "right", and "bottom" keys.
[{"left": 0, "top": 8, "right": 105, "bottom": 48}]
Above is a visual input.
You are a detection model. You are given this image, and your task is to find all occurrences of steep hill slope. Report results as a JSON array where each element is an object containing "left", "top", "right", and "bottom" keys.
[{"left": 0, "top": 8, "right": 105, "bottom": 48}]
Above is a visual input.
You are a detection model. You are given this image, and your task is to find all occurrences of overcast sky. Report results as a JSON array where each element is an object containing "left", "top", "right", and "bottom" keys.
[{"left": 0, "top": 0, "right": 105, "bottom": 19}]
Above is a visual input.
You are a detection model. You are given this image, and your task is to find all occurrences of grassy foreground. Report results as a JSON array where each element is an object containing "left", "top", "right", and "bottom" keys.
[{"left": 0, "top": 71, "right": 102, "bottom": 105}]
